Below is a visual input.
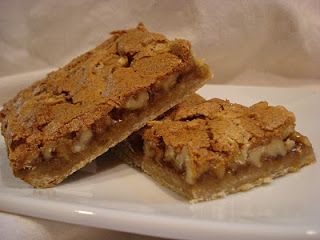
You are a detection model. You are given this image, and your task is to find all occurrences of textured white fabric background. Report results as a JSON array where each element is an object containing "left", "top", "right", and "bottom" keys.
[{"left": 0, "top": 0, "right": 319, "bottom": 239}]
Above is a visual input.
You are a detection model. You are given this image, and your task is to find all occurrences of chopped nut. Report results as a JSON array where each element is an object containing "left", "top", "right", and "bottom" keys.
[
  {"left": 285, "top": 139, "right": 295, "bottom": 150},
  {"left": 248, "top": 146, "right": 264, "bottom": 167},
  {"left": 235, "top": 144, "right": 249, "bottom": 165},
  {"left": 164, "top": 145, "right": 176, "bottom": 161},
  {"left": 153, "top": 43, "right": 169, "bottom": 52},
  {"left": 155, "top": 73, "right": 178, "bottom": 91},
  {"left": 42, "top": 147, "right": 54, "bottom": 160},
  {"left": 47, "top": 97, "right": 57, "bottom": 103},
  {"left": 144, "top": 141, "right": 156, "bottom": 159},
  {"left": 248, "top": 139, "right": 287, "bottom": 167},
  {"left": 72, "top": 144, "right": 82, "bottom": 153},
  {"left": 265, "top": 139, "right": 287, "bottom": 157},
  {"left": 185, "top": 156, "right": 195, "bottom": 185},
  {"left": 144, "top": 140, "right": 164, "bottom": 162},
  {"left": 118, "top": 56, "right": 128, "bottom": 66},
  {"left": 163, "top": 144, "right": 195, "bottom": 182},
  {"left": 46, "top": 96, "right": 65, "bottom": 104},
  {"left": 72, "top": 128, "right": 93, "bottom": 153},
  {"left": 80, "top": 128, "right": 93, "bottom": 144},
  {"left": 174, "top": 146, "right": 188, "bottom": 170},
  {"left": 124, "top": 90, "right": 149, "bottom": 110}
]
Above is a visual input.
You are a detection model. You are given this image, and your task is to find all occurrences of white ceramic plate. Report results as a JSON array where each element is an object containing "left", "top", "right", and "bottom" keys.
[{"left": 0, "top": 83, "right": 319, "bottom": 240}]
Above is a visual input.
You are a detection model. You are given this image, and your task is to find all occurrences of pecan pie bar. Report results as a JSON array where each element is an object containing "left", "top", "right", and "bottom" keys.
[
  {"left": 114, "top": 98, "right": 316, "bottom": 202},
  {"left": 0, "top": 23, "right": 211, "bottom": 188}
]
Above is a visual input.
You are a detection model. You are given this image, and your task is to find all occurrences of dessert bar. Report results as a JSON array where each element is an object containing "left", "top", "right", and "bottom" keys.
[
  {"left": 0, "top": 24, "right": 211, "bottom": 187},
  {"left": 115, "top": 98, "right": 316, "bottom": 202}
]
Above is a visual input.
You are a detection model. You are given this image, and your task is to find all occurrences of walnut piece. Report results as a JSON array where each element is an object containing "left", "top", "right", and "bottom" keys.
[
  {"left": 124, "top": 90, "right": 149, "bottom": 110},
  {"left": 164, "top": 145, "right": 176, "bottom": 161},
  {"left": 42, "top": 147, "right": 54, "bottom": 160},
  {"left": 144, "top": 140, "right": 163, "bottom": 162},
  {"left": 144, "top": 140, "right": 156, "bottom": 159},
  {"left": 175, "top": 146, "right": 188, "bottom": 170},
  {"left": 248, "top": 138, "right": 295, "bottom": 168},
  {"left": 72, "top": 128, "right": 93, "bottom": 153},
  {"left": 155, "top": 73, "right": 178, "bottom": 91},
  {"left": 118, "top": 56, "right": 128, "bottom": 66}
]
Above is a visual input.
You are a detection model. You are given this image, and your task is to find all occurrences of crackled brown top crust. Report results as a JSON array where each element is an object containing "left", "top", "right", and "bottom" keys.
[
  {"left": 0, "top": 23, "right": 206, "bottom": 171},
  {"left": 156, "top": 93, "right": 206, "bottom": 120},
  {"left": 143, "top": 98, "right": 296, "bottom": 181}
]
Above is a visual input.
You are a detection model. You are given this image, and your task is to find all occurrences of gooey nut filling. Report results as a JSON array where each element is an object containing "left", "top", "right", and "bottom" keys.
[
  {"left": 31, "top": 70, "right": 181, "bottom": 169},
  {"left": 36, "top": 71, "right": 179, "bottom": 165},
  {"left": 144, "top": 137, "right": 298, "bottom": 185}
]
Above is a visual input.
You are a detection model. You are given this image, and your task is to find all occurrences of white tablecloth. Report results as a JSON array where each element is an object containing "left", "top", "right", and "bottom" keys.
[{"left": 0, "top": 0, "right": 319, "bottom": 239}]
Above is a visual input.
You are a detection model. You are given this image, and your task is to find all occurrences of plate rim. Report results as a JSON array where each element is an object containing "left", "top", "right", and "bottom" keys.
[{"left": 0, "top": 194, "right": 319, "bottom": 240}]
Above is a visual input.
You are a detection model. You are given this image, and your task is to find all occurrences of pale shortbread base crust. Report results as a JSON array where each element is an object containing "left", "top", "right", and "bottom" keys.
[
  {"left": 22, "top": 67, "right": 210, "bottom": 188},
  {"left": 112, "top": 134, "right": 316, "bottom": 203}
]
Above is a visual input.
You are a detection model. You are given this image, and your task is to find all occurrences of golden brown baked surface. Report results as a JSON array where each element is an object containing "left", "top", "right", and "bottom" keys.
[
  {"left": 0, "top": 23, "right": 211, "bottom": 187},
  {"left": 115, "top": 98, "right": 315, "bottom": 202},
  {"left": 124, "top": 93, "right": 206, "bottom": 168},
  {"left": 143, "top": 99, "right": 296, "bottom": 183}
]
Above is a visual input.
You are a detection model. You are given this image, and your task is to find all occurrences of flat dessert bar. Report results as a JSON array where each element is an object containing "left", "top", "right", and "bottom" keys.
[
  {"left": 115, "top": 97, "right": 316, "bottom": 202},
  {"left": 0, "top": 23, "right": 211, "bottom": 188}
]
